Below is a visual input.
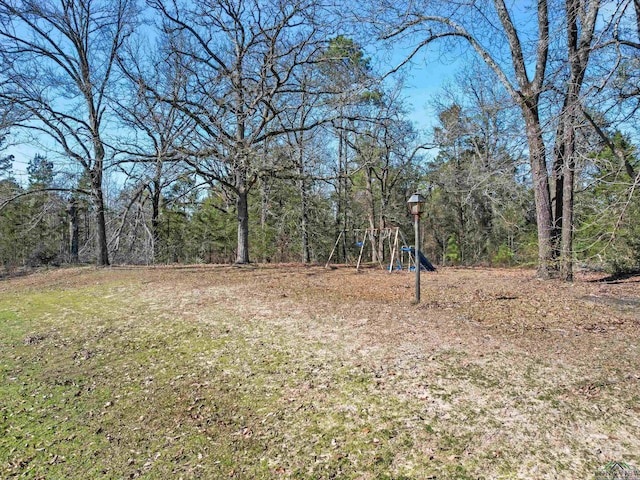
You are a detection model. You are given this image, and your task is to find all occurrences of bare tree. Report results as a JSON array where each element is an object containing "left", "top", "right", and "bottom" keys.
[
  {"left": 0, "top": 0, "right": 138, "bottom": 266},
  {"left": 274, "top": 39, "right": 375, "bottom": 263},
  {"left": 597, "top": 0, "right": 640, "bottom": 148},
  {"left": 368, "top": 0, "right": 554, "bottom": 277},
  {"left": 347, "top": 84, "right": 427, "bottom": 261},
  {"left": 368, "top": 0, "right": 605, "bottom": 279},
  {"left": 552, "top": 0, "right": 601, "bottom": 280},
  {"left": 144, "top": 0, "right": 337, "bottom": 264},
  {"left": 278, "top": 84, "right": 320, "bottom": 264},
  {"left": 114, "top": 39, "right": 195, "bottom": 262}
]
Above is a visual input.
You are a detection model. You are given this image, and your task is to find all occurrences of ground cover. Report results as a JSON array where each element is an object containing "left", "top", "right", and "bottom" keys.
[{"left": 0, "top": 265, "right": 639, "bottom": 479}]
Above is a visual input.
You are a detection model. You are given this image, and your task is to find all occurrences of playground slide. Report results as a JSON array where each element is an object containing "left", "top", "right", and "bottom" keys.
[
  {"left": 398, "top": 246, "right": 437, "bottom": 271},
  {"left": 417, "top": 250, "right": 437, "bottom": 271},
  {"left": 405, "top": 247, "right": 436, "bottom": 271}
]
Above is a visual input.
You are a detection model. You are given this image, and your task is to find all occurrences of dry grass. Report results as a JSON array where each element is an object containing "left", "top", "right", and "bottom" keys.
[{"left": 1, "top": 264, "right": 639, "bottom": 479}]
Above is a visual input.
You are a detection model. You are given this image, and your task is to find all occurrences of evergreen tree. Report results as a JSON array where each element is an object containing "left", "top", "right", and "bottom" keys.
[
  {"left": 23, "top": 153, "right": 65, "bottom": 266},
  {"left": 0, "top": 135, "right": 13, "bottom": 181},
  {"left": 27, "top": 154, "right": 54, "bottom": 188},
  {"left": 575, "top": 132, "right": 640, "bottom": 273}
]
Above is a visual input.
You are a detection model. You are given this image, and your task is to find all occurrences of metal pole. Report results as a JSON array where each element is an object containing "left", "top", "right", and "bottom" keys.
[{"left": 415, "top": 213, "right": 420, "bottom": 303}]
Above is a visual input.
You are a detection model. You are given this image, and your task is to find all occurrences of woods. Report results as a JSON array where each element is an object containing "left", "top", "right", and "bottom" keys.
[{"left": 1, "top": 0, "right": 639, "bottom": 278}]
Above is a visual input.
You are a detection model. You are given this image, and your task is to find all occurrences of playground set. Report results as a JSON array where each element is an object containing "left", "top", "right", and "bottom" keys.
[{"left": 325, "top": 227, "right": 436, "bottom": 273}]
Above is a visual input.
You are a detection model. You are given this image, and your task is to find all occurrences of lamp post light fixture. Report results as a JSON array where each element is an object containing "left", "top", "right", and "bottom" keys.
[{"left": 408, "top": 192, "right": 426, "bottom": 303}]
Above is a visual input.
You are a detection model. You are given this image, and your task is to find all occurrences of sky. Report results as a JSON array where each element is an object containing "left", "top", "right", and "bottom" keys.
[{"left": 399, "top": 62, "right": 457, "bottom": 134}]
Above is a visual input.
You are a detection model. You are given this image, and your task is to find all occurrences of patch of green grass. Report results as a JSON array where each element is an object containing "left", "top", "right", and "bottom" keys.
[
  {"left": 1, "top": 283, "right": 271, "bottom": 477},
  {"left": 0, "top": 279, "right": 439, "bottom": 478}
]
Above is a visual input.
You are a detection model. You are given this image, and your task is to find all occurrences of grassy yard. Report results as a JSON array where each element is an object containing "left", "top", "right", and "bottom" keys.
[{"left": 1, "top": 265, "right": 639, "bottom": 479}]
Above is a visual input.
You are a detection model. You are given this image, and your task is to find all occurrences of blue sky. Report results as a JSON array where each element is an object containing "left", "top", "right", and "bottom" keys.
[
  {"left": 401, "top": 62, "right": 456, "bottom": 134},
  {"left": 372, "top": 24, "right": 472, "bottom": 137}
]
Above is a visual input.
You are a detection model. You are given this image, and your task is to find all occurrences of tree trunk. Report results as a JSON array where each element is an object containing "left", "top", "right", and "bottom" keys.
[
  {"left": 90, "top": 172, "right": 110, "bottom": 267},
  {"left": 68, "top": 197, "right": 79, "bottom": 263},
  {"left": 378, "top": 197, "right": 388, "bottom": 262},
  {"left": 557, "top": 0, "right": 599, "bottom": 281},
  {"left": 236, "top": 186, "right": 250, "bottom": 264},
  {"left": 522, "top": 103, "right": 555, "bottom": 278},
  {"left": 342, "top": 131, "right": 351, "bottom": 250},
  {"left": 260, "top": 176, "right": 269, "bottom": 263},
  {"left": 552, "top": 120, "right": 565, "bottom": 260},
  {"left": 377, "top": 167, "right": 390, "bottom": 262},
  {"left": 151, "top": 180, "right": 161, "bottom": 263},
  {"left": 337, "top": 124, "right": 347, "bottom": 263},
  {"left": 635, "top": 0, "right": 640, "bottom": 36},
  {"left": 365, "top": 166, "right": 378, "bottom": 262},
  {"left": 300, "top": 176, "right": 311, "bottom": 264},
  {"left": 296, "top": 137, "right": 310, "bottom": 264},
  {"left": 560, "top": 148, "right": 575, "bottom": 281},
  {"left": 555, "top": 95, "right": 578, "bottom": 282}
]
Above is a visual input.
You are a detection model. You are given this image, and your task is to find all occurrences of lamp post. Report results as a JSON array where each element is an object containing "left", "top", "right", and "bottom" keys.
[{"left": 408, "top": 192, "right": 426, "bottom": 303}]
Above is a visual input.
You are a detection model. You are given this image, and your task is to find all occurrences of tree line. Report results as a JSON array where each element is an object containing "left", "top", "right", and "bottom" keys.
[{"left": 0, "top": 0, "right": 638, "bottom": 279}]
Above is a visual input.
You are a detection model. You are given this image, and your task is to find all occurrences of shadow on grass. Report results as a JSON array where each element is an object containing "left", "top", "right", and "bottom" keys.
[{"left": 588, "top": 271, "right": 640, "bottom": 284}]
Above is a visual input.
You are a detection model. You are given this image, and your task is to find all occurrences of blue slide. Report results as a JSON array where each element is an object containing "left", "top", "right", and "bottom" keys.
[
  {"left": 409, "top": 247, "right": 436, "bottom": 271},
  {"left": 417, "top": 250, "right": 437, "bottom": 271}
]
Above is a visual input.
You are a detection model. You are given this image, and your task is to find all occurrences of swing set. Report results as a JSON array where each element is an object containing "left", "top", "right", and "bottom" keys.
[{"left": 325, "top": 227, "right": 436, "bottom": 273}]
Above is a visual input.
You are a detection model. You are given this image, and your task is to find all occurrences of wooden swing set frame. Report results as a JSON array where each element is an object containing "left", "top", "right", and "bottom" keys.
[{"left": 324, "top": 227, "right": 417, "bottom": 272}]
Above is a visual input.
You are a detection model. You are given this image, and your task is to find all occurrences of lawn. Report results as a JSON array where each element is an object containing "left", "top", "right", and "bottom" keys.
[{"left": 1, "top": 265, "right": 639, "bottom": 479}]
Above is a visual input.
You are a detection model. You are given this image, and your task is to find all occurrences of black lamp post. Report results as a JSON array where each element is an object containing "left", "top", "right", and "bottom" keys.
[{"left": 408, "top": 192, "right": 426, "bottom": 303}]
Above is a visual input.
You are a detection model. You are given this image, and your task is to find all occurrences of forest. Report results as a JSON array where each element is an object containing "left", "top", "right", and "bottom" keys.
[{"left": 0, "top": 0, "right": 639, "bottom": 280}]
